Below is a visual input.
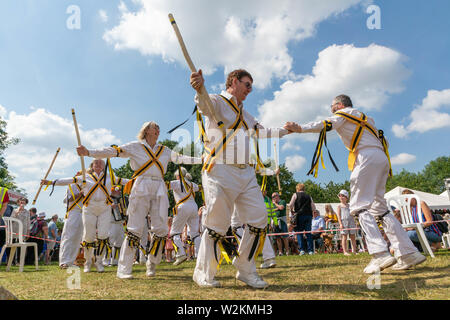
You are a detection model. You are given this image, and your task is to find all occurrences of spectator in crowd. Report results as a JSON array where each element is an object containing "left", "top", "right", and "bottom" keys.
[
  {"left": 336, "top": 190, "right": 358, "bottom": 256},
  {"left": 35, "top": 212, "right": 49, "bottom": 264},
  {"left": 0, "top": 186, "right": 9, "bottom": 217},
  {"left": 47, "top": 214, "right": 59, "bottom": 263},
  {"left": 198, "top": 204, "right": 206, "bottom": 236},
  {"left": 12, "top": 197, "right": 30, "bottom": 240},
  {"left": 165, "top": 216, "right": 175, "bottom": 263},
  {"left": 25, "top": 207, "right": 39, "bottom": 265},
  {"left": 325, "top": 204, "right": 338, "bottom": 223},
  {"left": 272, "top": 192, "right": 289, "bottom": 255},
  {"left": 402, "top": 189, "right": 443, "bottom": 252},
  {"left": 311, "top": 209, "right": 326, "bottom": 252},
  {"left": 287, "top": 223, "right": 299, "bottom": 255},
  {"left": 289, "top": 183, "right": 316, "bottom": 255}
]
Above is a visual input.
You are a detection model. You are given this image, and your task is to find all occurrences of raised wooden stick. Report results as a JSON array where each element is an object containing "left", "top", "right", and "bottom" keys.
[
  {"left": 71, "top": 108, "right": 86, "bottom": 185},
  {"left": 274, "top": 140, "right": 282, "bottom": 195},
  {"left": 32, "top": 147, "right": 60, "bottom": 205},
  {"left": 168, "top": 13, "right": 222, "bottom": 131}
]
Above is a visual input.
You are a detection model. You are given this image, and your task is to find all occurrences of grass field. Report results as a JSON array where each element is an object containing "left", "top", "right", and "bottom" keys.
[{"left": 1, "top": 250, "right": 449, "bottom": 300}]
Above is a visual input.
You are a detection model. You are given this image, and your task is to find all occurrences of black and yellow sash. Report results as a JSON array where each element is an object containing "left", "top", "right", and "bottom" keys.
[
  {"left": 172, "top": 182, "right": 195, "bottom": 216},
  {"left": 334, "top": 111, "right": 392, "bottom": 176},
  {"left": 65, "top": 183, "right": 84, "bottom": 219},
  {"left": 202, "top": 95, "right": 266, "bottom": 173},
  {"left": 123, "top": 144, "right": 165, "bottom": 195},
  {"left": 82, "top": 172, "right": 113, "bottom": 206}
]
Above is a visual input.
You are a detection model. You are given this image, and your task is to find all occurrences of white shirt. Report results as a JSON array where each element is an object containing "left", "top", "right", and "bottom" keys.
[
  {"left": 87, "top": 140, "right": 201, "bottom": 198},
  {"left": 170, "top": 180, "right": 199, "bottom": 204},
  {"left": 301, "top": 107, "right": 385, "bottom": 154},
  {"left": 195, "top": 91, "right": 289, "bottom": 164},
  {"left": 56, "top": 172, "right": 126, "bottom": 204}
]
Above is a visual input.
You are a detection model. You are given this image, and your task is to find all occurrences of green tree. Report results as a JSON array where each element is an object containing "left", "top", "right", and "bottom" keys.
[
  {"left": 0, "top": 116, "right": 20, "bottom": 190},
  {"left": 421, "top": 156, "right": 450, "bottom": 194}
]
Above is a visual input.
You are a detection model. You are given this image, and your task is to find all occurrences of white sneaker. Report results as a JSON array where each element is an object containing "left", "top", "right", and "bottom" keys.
[
  {"left": 83, "top": 263, "right": 91, "bottom": 273},
  {"left": 260, "top": 258, "right": 276, "bottom": 269},
  {"left": 236, "top": 271, "right": 269, "bottom": 289},
  {"left": 363, "top": 252, "right": 397, "bottom": 274},
  {"left": 391, "top": 252, "right": 426, "bottom": 270},
  {"left": 95, "top": 260, "right": 105, "bottom": 273},
  {"left": 146, "top": 262, "right": 156, "bottom": 277},
  {"left": 173, "top": 255, "right": 188, "bottom": 266},
  {"left": 117, "top": 272, "right": 133, "bottom": 279},
  {"left": 193, "top": 271, "right": 221, "bottom": 288},
  {"left": 299, "top": 251, "right": 305, "bottom": 256}
]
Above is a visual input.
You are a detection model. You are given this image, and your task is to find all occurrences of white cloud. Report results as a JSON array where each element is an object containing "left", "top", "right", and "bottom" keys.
[
  {"left": 104, "top": 0, "right": 364, "bottom": 89},
  {"left": 281, "top": 139, "right": 301, "bottom": 152},
  {"left": 392, "top": 89, "right": 450, "bottom": 138},
  {"left": 285, "top": 154, "right": 306, "bottom": 172},
  {"left": 390, "top": 153, "right": 416, "bottom": 165},
  {"left": 3, "top": 106, "right": 121, "bottom": 213},
  {"left": 257, "top": 44, "right": 411, "bottom": 128},
  {"left": 99, "top": 9, "right": 108, "bottom": 23}
]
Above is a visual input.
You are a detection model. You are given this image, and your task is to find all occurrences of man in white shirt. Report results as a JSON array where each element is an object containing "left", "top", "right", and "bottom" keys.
[
  {"left": 284, "top": 94, "right": 425, "bottom": 272},
  {"left": 190, "top": 69, "right": 291, "bottom": 288}
]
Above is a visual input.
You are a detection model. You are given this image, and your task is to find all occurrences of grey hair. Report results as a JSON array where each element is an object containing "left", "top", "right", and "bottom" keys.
[
  {"left": 137, "top": 121, "right": 159, "bottom": 141},
  {"left": 334, "top": 94, "right": 353, "bottom": 107},
  {"left": 174, "top": 167, "right": 188, "bottom": 179}
]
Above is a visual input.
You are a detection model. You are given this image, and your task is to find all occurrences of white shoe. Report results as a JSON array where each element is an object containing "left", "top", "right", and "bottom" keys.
[
  {"left": 193, "top": 271, "right": 221, "bottom": 288},
  {"left": 236, "top": 271, "right": 269, "bottom": 289},
  {"left": 260, "top": 258, "right": 276, "bottom": 269},
  {"left": 117, "top": 272, "right": 133, "bottom": 279},
  {"left": 173, "top": 255, "right": 188, "bottom": 266},
  {"left": 363, "top": 252, "right": 397, "bottom": 274},
  {"left": 83, "top": 262, "right": 92, "bottom": 273},
  {"left": 146, "top": 262, "right": 156, "bottom": 277},
  {"left": 95, "top": 261, "right": 105, "bottom": 273},
  {"left": 299, "top": 251, "right": 305, "bottom": 256},
  {"left": 391, "top": 252, "right": 426, "bottom": 271}
]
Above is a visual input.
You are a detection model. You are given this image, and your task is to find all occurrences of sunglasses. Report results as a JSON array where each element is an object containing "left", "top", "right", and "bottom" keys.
[{"left": 239, "top": 79, "right": 252, "bottom": 90}]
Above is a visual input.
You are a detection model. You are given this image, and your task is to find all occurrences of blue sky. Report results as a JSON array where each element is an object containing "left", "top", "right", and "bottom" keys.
[{"left": 1, "top": 0, "right": 449, "bottom": 217}]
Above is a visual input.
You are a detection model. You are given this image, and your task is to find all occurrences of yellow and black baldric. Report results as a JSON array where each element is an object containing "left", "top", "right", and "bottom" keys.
[
  {"left": 82, "top": 170, "right": 113, "bottom": 207},
  {"left": 307, "top": 120, "right": 339, "bottom": 178},
  {"left": 173, "top": 166, "right": 195, "bottom": 216},
  {"left": 123, "top": 144, "right": 165, "bottom": 195},
  {"left": 65, "top": 183, "right": 84, "bottom": 219},
  {"left": 334, "top": 111, "right": 392, "bottom": 177}
]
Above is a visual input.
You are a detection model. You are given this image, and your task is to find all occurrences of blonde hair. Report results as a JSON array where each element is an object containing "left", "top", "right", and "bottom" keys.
[
  {"left": 401, "top": 189, "right": 414, "bottom": 195},
  {"left": 296, "top": 183, "right": 305, "bottom": 192},
  {"left": 325, "top": 204, "right": 334, "bottom": 214},
  {"left": 137, "top": 121, "right": 159, "bottom": 141}
]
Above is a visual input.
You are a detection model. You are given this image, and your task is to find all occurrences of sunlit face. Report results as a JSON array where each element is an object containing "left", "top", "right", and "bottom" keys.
[
  {"left": 233, "top": 76, "right": 253, "bottom": 104},
  {"left": 92, "top": 159, "right": 105, "bottom": 173},
  {"left": 145, "top": 123, "right": 160, "bottom": 141},
  {"left": 330, "top": 99, "right": 343, "bottom": 113}
]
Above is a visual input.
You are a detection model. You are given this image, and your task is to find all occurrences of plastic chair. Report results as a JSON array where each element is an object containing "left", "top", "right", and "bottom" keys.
[
  {"left": 387, "top": 194, "right": 435, "bottom": 258},
  {"left": 0, "top": 217, "right": 39, "bottom": 272}
]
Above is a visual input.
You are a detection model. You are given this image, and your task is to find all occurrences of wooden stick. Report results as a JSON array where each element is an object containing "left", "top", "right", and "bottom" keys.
[
  {"left": 32, "top": 147, "right": 60, "bottom": 205},
  {"left": 274, "top": 140, "right": 282, "bottom": 195},
  {"left": 168, "top": 13, "right": 222, "bottom": 130},
  {"left": 71, "top": 108, "right": 86, "bottom": 185}
]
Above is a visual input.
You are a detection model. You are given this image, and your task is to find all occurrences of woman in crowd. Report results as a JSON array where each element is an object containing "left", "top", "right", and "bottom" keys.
[{"left": 402, "top": 189, "right": 442, "bottom": 252}]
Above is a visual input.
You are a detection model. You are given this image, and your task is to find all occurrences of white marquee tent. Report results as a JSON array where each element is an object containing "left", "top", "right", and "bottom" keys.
[{"left": 313, "top": 186, "right": 450, "bottom": 215}]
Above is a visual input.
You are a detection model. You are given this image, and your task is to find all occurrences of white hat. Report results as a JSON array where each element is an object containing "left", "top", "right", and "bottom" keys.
[
  {"left": 38, "top": 212, "right": 46, "bottom": 218},
  {"left": 338, "top": 190, "right": 349, "bottom": 198}
]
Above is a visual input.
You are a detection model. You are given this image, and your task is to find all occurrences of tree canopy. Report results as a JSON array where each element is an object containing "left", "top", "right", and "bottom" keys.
[{"left": 0, "top": 116, "right": 20, "bottom": 190}]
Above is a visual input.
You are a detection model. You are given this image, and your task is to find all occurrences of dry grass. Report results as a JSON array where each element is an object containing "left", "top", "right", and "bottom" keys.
[{"left": 1, "top": 250, "right": 449, "bottom": 300}]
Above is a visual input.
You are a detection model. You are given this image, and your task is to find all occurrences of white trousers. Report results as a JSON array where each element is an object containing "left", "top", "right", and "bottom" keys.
[
  {"left": 231, "top": 212, "right": 275, "bottom": 261},
  {"left": 82, "top": 201, "right": 111, "bottom": 264},
  {"left": 59, "top": 207, "right": 83, "bottom": 266},
  {"left": 350, "top": 148, "right": 417, "bottom": 258},
  {"left": 117, "top": 193, "right": 169, "bottom": 275},
  {"left": 194, "top": 165, "right": 267, "bottom": 284},
  {"left": 170, "top": 201, "right": 200, "bottom": 258}
]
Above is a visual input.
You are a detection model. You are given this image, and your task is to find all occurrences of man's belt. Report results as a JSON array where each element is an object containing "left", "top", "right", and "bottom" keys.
[{"left": 229, "top": 164, "right": 250, "bottom": 169}]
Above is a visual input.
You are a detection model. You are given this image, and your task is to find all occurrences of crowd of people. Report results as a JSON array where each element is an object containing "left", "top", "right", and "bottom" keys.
[{"left": 1, "top": 67, "right": 448, "bottom": 290}]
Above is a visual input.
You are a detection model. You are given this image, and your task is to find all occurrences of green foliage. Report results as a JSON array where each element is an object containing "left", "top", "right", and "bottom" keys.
[{"left": 0, "top": 116, "right": 20, "bottom": 190}]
